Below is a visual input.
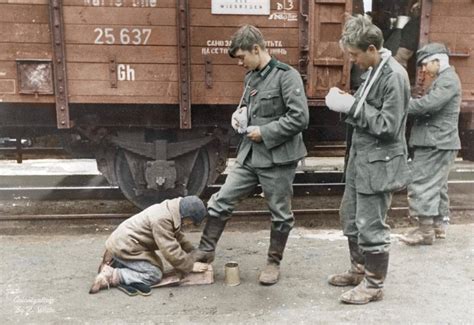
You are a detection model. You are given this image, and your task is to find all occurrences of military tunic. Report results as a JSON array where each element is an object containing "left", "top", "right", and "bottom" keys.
[
  {"left": 207, "top": 58, "right": 309, "bottom": 232},
  {"left": 407, "top": 67, "right": 461, "bottom": 220},
  {"left": 341, "top": 56, "right": 411, "bottom": 253}
]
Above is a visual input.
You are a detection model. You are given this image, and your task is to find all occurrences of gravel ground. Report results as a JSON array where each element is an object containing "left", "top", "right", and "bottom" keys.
[{"left": 0, "top": 224, "right": 473, "bottom": 324}]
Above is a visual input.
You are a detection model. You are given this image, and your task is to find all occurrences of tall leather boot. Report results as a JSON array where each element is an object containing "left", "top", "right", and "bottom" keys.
[
  {"left": 258, "top": 228, "right": 290, "bottom": 285},
  {"left": 400, "top": 216, "right": 435, "bottom": 245},
  {"left": 433, "top": 216, "right": 449, "bottom": 239},
  {"left": 192, "top": 216, "right": 228, "bottom": 263},
  {"left": 340, "top": 251, "right": 389, "bottom": 304},
  {"left": 328, "top": 238, "right": 365, "bottom": 286}
]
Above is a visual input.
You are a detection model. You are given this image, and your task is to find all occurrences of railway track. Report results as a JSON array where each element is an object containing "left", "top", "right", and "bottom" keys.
[
  {"left": 0, "top": 159, "right": 473, "bottom": 227},
  {"left": 1, "top": 205, "right": 473, "bottom": 222}
]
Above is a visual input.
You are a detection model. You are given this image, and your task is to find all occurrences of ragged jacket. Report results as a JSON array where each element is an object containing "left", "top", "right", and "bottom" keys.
[
  {"left": 105, "top": 198, "right": 195, "bottom": 273},
  {"left": 408, "top": 67, "right": 461, "bottom": 150},
  {"left": 345, "top": 56, "right": 411, "bottom": 194},
  {"left": 236, "top": 58, "right": 309, "bottom": 168}
]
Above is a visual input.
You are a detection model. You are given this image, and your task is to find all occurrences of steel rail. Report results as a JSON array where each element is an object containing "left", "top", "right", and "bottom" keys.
[{"left": 1, "top": 206, "right": 473, "bottom": 222}]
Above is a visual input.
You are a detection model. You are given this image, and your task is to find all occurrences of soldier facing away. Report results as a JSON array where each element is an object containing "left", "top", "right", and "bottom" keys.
[
  {"left": 325, "top": 15, "right": 411, "bottom": 304},
  {"left": 192, "top": 24, "right": 309, "bottom": 285},
  {"left": 400, "top": 43, "right": 462, "bottom": 245}
]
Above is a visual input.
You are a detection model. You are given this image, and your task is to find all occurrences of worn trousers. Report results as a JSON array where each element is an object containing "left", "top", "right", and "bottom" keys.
[
  {"left": 207, "top": 159, "right": 297, "bottom": 232},
  {"left": 408, "top": 148, "right": 457, "bottom": 218},
  {"left": 112, "top": 257, "right": 163, "bottom": 286},
  {"left": 340, "top": 152, "right": 392, "bottom": 253}
]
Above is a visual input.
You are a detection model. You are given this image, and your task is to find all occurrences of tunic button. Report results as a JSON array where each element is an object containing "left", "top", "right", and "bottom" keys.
[{"left": 385, "top": 156, "right": 390, "bottom": 160}]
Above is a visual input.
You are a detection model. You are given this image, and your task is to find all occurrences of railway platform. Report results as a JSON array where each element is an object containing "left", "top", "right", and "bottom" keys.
[
  {"left": 0, "top": 158, "right": 473, "bottom": 323},
  {"left": 1, "top": 224, "right": 473, "bottom": 324}
]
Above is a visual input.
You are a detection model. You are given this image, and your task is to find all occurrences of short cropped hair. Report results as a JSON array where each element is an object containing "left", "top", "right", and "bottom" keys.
[
  {"left": 228, "top": 25, "right": 266, "bottom": 58},
  {"left": 340, "top": 15, "right": 384, "bottom": 51}
]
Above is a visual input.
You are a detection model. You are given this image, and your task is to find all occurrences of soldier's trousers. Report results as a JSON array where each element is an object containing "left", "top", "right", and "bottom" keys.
[
  {"left": 207, "top": 159, "right": 297, "bottom": 232},
  {"left": 408, "top": 148, "right": 457, "bottom": 218},
  {"left": 340, "top": 158, "right": 392, "bottom": 253}
]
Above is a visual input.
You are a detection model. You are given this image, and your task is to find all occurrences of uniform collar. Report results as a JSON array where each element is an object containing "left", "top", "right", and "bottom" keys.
[
  {"left": 360, "top": 56, "right": 392, "bottom": 81},
  {"left": 257, "top": 57, "right": 278, "bottom": 80}
]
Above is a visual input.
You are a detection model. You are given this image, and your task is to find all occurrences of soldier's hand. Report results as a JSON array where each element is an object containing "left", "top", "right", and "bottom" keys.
[
  {"left": 246, "top": 126, "right": 262, "bottom": 142},
  {"left": 192, "top": 262, "right": 209, "bottom": 273}
]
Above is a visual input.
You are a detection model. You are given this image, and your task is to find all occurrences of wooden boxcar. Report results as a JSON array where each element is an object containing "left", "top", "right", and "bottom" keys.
[{"left": 0, "top": 0, "right": 473, "bottom": 208}]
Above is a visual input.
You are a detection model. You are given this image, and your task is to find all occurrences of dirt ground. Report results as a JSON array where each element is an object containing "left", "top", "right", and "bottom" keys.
[{"left": 1, "top": 224, "right": 473, "bottom": 324}]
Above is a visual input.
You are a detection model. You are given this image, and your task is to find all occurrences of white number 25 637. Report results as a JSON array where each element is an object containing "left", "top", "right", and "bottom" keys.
[{"left": 94, "top": 27, "right": 152, "bottom": 45}]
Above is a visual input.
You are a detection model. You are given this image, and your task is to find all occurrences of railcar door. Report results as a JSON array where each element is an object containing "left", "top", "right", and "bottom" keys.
[
  {"left": 421, "top": 0, "right": 474, "bottom": 160},
  {"left": 306, "top": 0, "right": 352, "bottom": 101}
]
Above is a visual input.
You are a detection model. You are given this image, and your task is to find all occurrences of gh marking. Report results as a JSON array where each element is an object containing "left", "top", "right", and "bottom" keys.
[{"left": 117, "top": 64, "right": 135, "bottom": 81}]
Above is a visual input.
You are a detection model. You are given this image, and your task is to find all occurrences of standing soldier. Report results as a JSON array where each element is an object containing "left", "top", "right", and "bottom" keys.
[
  {"left": 325, "top": 15, "right": 411, "bottom": 304},
  {"left": 400, "top": 43, "right": 461, "bottom": 245},
  {"left": 193, "top": 24, "right": 309, "bottom": 285}
]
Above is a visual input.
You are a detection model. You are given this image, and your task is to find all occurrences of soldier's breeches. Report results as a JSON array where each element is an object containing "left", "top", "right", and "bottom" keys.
[
  {"left": 207, "top": 161, "right": 296, "bottom": 232},
  {"left": 339, "top": 153, "right": 392, "bottom": 253},
  {"left": 207, "top": 162, "right": 259, "bottom": 221},
  {"left": 408, "top": 148, "right": 457, "bottom": 217},
  {"left": 340, "top": 173, "right": 392, "bottom": 253}
]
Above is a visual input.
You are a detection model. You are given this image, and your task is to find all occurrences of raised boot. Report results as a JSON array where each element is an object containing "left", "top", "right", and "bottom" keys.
[
  {"left": 328, "top": 239, "right": 365, "bottom": 286},
  {"left": 340, "top": 251, "right": 389, "bottom": 304},
  {"left": 259, "top": 228, "right": 290, "bottom": 285},
  {"left": 433, "top": 216, "right": 449, "bottom": 239},
  {"left": 192, "top": 216, "right": 228, "bottom": 263},
  {"left": 400, "top": 217, "right": 434, "bottom": 245}
]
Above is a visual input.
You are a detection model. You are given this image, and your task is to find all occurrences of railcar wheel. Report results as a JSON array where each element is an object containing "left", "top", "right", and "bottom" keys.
[{"left": 115, "top": 148, "right": 210, "bottom": 210}]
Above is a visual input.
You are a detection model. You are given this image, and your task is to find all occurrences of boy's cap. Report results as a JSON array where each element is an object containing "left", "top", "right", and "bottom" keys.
[
  {"left": 179, "top": 196, "right": 207, "bottom": 225},
  {"left": 416, "top": 42, "right": 449, "bottom": 65}
]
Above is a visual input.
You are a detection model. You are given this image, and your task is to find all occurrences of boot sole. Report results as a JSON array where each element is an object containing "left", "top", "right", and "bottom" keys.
[
  {"left": 400, "top": 241, "right": 433, "bottom": 246},
  {"left": 328, "top": 279, "right": 362, "bottom": 287},
  {"left": 258, "top": 275, "right": 279, "bottom": 285},
  {"left": 340, "top": 291, "right": 384, "bottom": 305},
  {"left": 258, "top": 275, "right": 279, "bottom": 286},
  {"left": 399, "top": 238, "right": 433, "bottom": 246}
]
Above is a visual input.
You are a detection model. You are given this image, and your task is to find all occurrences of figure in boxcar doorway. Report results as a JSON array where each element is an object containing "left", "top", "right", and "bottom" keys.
[
  {"left": 192, "top": 25, "right": 309, "bottom": 285},
  {"left": 325, "top": 15, "right": 411, "bottom": 304},
  {"left": 400, "top": 43, "right": 462, "bottom": 245},
  {"left": 89, "top": 196, "right": 208, "bottom": 296}
]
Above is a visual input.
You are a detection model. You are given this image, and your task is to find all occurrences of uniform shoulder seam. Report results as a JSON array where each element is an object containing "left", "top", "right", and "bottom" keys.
[{"left": 276, "top": 61, "right": 291, "bottom": 71}]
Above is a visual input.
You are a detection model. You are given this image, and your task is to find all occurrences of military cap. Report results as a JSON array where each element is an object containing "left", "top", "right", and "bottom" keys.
[{"left": 416, "top": 42, "right": 449, "bottom": 65}]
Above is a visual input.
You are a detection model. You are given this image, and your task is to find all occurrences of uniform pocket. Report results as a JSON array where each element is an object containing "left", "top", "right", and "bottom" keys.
[
  {"left": 258, "top": 89, "right": 281, "bottom": 117},
  {"left": 367, "top": 148, "right": 411, "bottom": 193},
  {"left": 366, "top": 97, "right": 383, "bottom": 110}
]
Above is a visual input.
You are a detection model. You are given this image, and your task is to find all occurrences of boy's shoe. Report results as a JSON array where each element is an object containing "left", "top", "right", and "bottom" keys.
[{"left": 118, "top": 283, "right": 152, "bottom": 296}]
